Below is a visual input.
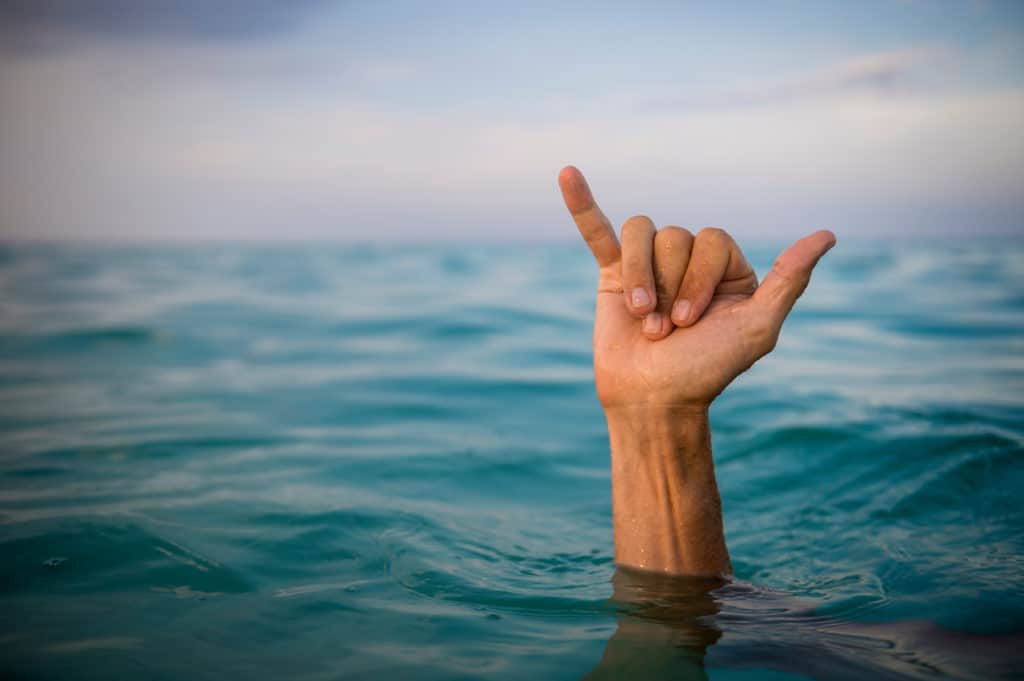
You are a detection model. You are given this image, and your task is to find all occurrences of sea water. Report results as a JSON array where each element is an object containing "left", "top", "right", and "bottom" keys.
[{"left": 0, "top": 240, "right": 1021, "bottom": 680}]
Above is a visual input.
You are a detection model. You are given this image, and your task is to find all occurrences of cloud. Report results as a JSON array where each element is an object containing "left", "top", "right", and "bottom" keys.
[
  {"left": 0, "top": 15, "right": 1020, "bottom": 241},
  {"left": 0, "top": 0, "right": 328, "bottom": 53},
  {"left": 3, "top": 42, "right": 1021, "bottom": 241},
  {"left": 673, "top": 47, "right": 951, "bottom": 109}
]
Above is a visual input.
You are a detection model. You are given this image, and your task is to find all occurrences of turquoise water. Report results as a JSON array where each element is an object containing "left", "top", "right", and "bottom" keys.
[{"left": 0, "top": 241, "right": 1022, "bottom": 680}]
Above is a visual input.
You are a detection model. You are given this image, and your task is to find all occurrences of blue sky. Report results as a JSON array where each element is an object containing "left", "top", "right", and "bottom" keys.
[{"left": 0, "top": 1, "right": 1022, "bottom": 241}]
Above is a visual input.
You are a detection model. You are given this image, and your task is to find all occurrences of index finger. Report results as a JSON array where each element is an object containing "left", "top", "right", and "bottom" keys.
[{"left": 558, "top": 166, "right": 621, "bottom": 269}]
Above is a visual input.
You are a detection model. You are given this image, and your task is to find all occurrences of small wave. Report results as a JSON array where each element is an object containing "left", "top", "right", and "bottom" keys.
[
  {"left": 879, "top": 443, "right": 1022, "bottom": 520},
  {"left": 0, "top": 326, "right": 163, "bottom": 355},
  {"left": 0, "top": 521, "right": 251, "bottom": 597}
]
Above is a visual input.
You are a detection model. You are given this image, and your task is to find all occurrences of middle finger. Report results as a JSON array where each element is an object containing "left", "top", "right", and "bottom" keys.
[{"left": 643, "top": 226, "right": 694, "bottom": 339}]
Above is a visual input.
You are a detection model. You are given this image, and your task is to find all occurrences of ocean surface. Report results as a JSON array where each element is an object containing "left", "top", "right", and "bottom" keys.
[{"left": 0, "top": 240, "right": 1022, "bottom": 681}]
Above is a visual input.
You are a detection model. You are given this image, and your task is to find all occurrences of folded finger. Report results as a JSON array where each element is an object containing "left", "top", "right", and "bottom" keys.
[
  {"left": 643, "top": 226, "right": 693, "bottom": 339},
  {"left": 620, "top": 215, "right": 657, "bottom": 317},
  {"left": 672, "top": 227, "right": 756, "bottom": 327}
]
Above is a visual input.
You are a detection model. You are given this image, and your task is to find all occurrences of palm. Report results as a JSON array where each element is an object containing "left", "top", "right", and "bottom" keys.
[{"left": 594, "top": 283, "right": 761, "bottom": 409}]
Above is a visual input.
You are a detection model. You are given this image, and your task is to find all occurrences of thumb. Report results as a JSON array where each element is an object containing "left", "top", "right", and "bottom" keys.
[{"left": 752, "top": 230, "right": 836, "bottom": 326}]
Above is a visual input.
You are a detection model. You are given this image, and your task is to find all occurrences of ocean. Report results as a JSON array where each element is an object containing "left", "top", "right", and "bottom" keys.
[{"left": 0, "top": 240, "right": 1022, "bottom": 680}]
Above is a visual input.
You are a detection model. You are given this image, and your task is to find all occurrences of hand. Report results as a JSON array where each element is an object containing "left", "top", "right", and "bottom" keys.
[{"left": 558, "top": 165, "right": 836, "bottom": 410}]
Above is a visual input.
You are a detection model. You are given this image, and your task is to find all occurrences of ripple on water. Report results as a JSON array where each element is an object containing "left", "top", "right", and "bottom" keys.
[
  {"left": 0, "top": 522, "right": 251, "bottom": 597},
  {"left": 0, "top": 243, "right": 1022, "bottom": 680}
]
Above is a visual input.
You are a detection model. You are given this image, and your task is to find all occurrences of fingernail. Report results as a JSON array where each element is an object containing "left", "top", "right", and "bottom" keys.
[
  {"left": 643, "top": 313, "right": 662, "bottom": 335},
  {"left": 631, "top": 288, "right": 651, "bottom": 308},
  {"left": 672, "top": 300, "right": 691, "bottom": 323}
]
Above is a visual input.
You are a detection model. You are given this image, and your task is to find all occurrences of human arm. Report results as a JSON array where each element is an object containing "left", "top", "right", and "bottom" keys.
[
  {"left": 606, "top": 406, "right": 727, "bottom": 575},
  {"left": 558, "top": 165, "right": 835, "bottom": 576}
]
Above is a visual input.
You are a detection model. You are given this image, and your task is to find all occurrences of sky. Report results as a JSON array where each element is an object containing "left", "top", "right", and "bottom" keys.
[{"left": 0, "top": 1, "right": 1022, "bottom": 242}]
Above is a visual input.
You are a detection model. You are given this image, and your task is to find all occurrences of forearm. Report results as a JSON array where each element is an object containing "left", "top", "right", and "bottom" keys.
[{"left": 605, "top": 406, "right": 731, "bottom": 576}]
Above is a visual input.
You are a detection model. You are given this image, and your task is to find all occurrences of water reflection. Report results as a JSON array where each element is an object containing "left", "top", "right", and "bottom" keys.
[
  {"left": 584, "top": 569, "right": 725, "bottom": 680},
  {"left": 586, "top": 567, "right": 1024, "bottom": 680}
]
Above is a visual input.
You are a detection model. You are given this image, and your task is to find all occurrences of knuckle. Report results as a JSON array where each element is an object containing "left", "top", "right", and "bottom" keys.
[
  {"left": 771, "top": 258, "right": 810, "bottom": 294},
  {"left": 697, "top": 226, "right": 729, "bottom": 245},
  {"left": 654, "top": 226, "right": 694, "bottom": 252},
  {"left": 621, "top": 215, "right": 655, "bottom": 238},
  {"left": 696, "top": 228, "right": 735, "bottom": 256},
  {"left": 771, "top": 257, "right": 796, "bottom": 280}
]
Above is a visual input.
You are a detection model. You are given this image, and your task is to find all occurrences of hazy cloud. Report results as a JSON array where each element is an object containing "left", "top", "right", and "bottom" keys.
[
  {"left": 0, "top": 0, "right": 327, "bottom": 53},
  {"left": 676, "top": 47, "right": 950, "bottom": 109},
  {"left": 0, "top": 3, "right": 1021, "bottom": 240}
]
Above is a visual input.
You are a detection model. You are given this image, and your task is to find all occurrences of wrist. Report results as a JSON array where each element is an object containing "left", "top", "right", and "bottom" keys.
[
  {"left": 604, "top": 404, "right": 710, "bottom": 454},
  {"left": 603, "top": 404, "right": 730, "bottom": 576}
]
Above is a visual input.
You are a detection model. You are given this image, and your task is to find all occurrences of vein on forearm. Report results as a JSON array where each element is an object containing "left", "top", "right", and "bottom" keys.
[{"left": 605, "top": 407, "right": 731, "bottom": 576}]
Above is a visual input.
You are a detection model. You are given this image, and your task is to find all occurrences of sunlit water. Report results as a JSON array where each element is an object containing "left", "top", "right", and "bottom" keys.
[{"left": 0, "top": 241, "right": 1022, "bottom": 680}]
